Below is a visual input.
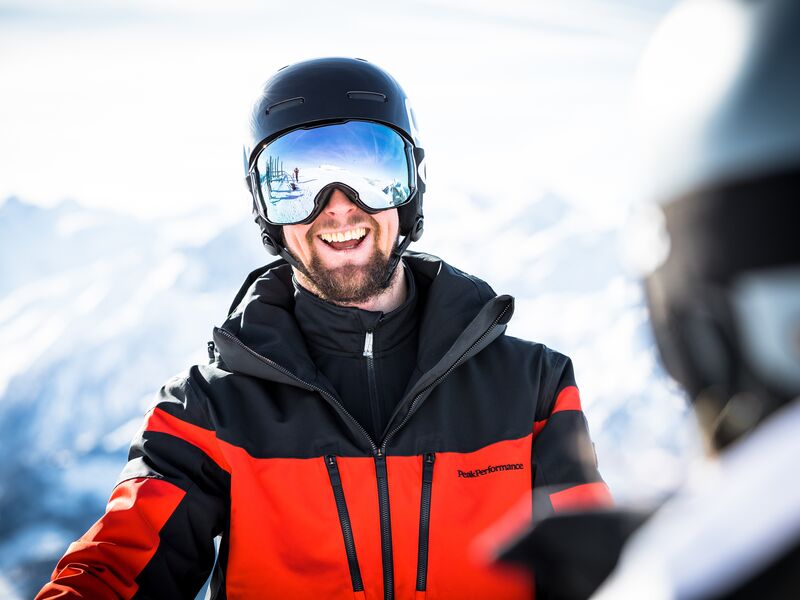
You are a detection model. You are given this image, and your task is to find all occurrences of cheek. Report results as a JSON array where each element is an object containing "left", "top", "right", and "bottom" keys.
[
  {"left": 283, "top": 226, "right": 313, "bottom": 260},
  {"left": 377, "top": 213, "right": 400, "bottom": 250}
]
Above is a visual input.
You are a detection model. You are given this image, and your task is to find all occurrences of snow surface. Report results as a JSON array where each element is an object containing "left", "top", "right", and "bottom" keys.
[{"left": 0, "top": 190, "right": 700, "bottom": 598}]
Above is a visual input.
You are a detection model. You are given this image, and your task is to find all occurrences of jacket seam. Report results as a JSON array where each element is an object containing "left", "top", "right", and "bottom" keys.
[
  {"left": 186, "top": 370, "right": 217, "bottom": 432},
  {"left": 114, "top": 473, "right": 167, "bottom": 488},
  {"left": 537, "top": 352, "right": 568, "bottom": 421}
]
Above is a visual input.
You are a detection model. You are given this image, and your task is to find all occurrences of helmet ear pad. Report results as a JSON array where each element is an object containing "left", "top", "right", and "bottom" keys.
[
  {"left": 261, "top": 230, "right": 281, "bottom": 256},
  {"left": 398, "top": 195, "right": 423, "bottom": 241},
  {"left": 254, "top": 214, "right": 283, "bottom": 256}
]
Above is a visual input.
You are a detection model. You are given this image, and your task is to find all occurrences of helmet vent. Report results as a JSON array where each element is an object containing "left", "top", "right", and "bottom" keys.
[
  {"left": 347, "top": 91, "right": 387, "bottom": 102},
  {"left": 266, "top": 97, "right": 305, "bottom": 114}
]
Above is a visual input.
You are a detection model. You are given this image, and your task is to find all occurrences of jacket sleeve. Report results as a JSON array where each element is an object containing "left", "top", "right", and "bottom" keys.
[
  {"left": 36, "top": 367, "right": 231, "bottom": 600},
  {"left": 531, "top": 354, "right": 612, "bottom": 513}
]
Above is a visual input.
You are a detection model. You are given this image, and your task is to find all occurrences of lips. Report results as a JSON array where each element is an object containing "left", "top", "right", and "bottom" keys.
[{"left": 326, "top": 237, "right": 365, "bottom": 251}]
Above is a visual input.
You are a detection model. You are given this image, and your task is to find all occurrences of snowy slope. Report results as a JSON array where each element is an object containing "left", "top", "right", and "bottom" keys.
[{"left": 0, "top": 192, "right": 699, "bottom": 598}]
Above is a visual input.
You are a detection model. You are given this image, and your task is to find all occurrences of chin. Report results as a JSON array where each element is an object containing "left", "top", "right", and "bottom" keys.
[{"left": 305, "top": 252, "right": 393, "bottom": 305}]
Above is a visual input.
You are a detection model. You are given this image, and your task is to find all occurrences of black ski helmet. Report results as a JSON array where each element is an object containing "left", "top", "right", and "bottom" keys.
[
  {"left": 635, "top": 0, "right": 800, "bottom": 449},
  {"left": 243, "top": 57, "right": 426, "bottom": 263}
]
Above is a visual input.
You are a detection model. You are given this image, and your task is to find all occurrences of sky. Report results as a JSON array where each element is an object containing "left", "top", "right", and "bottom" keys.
[{"left": 0, "top": 0, "right": 674, "bottom": 229}]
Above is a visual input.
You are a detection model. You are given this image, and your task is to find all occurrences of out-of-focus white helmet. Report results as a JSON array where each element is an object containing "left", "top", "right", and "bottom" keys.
[{"left": 634, "top": 0, "right": 800, "bottom": 449}]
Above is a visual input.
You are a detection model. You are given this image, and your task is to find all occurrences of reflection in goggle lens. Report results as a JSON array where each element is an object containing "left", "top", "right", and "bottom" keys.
[{"left": 254, "top": 121, "right": 415, "bottom": 225}]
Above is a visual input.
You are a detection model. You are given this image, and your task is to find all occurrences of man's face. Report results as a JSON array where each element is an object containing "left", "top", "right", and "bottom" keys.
[{"left": 283, "top": 188, "right": 400, "bottom": 303}]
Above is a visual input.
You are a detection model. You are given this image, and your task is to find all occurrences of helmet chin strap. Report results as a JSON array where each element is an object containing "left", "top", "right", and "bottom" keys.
[
  {"left": 275, "top": 244, "right": 305, "bottom": 274},
  {"left": 382, "top": 214, "right": 423, "bottom": 286},
  {"left": 382, "top": 231, "right": 414, "bottom": 287},
  {"left": 260, "top": 228, "right": 305, "bottom": 273}
]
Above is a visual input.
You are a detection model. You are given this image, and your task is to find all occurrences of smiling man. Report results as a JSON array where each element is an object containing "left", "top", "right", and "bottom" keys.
[{"left": 38, "top": 57, "right": 611, "bottom": 600}]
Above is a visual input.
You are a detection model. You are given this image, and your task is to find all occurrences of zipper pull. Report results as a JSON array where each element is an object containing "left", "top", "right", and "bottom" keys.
[
  {"left": 207, "top": 341, "right": 216, "bottom": 363},
  {"left": 363, "top": 330, "right": 374, "bottom": 358},
  {"left": 422, "top": 452, "right": 435, "bottom": 483}
]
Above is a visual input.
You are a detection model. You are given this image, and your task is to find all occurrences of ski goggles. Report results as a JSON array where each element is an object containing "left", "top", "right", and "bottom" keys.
[{"left": 249, "top": 120, "right": 417, "bottom": 225}]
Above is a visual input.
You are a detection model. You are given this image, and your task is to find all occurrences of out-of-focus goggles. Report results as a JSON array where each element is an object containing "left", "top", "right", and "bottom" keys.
[{"left": 248, "top": 120, "right": 417, "bottom": 225}]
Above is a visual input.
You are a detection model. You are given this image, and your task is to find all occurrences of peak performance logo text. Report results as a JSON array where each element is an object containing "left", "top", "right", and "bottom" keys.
[{"left": 457, "top": 463, "right": 525, "bottom": 479}]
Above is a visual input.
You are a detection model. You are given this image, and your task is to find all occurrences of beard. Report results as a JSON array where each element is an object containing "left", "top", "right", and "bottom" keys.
[
  {"left": 306, "top": 247, "right": 395, "bottom": 304},
  {"left": 291, "top": 215, "right": 398, "bottom": 304}
]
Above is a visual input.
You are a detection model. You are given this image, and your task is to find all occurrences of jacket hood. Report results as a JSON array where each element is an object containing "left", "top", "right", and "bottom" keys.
[{"left": 212, "top": 252, "right": 514, "bottom": 390}]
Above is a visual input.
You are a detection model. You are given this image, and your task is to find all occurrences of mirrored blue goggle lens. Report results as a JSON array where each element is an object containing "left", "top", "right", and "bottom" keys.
[{"left": 254, "top": 121, "right": 415, "bottom": 225}]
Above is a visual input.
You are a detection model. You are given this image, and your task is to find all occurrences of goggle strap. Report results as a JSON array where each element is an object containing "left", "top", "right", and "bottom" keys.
[{"left": 413, "top": 147, "right": 426, "bottom": 192}]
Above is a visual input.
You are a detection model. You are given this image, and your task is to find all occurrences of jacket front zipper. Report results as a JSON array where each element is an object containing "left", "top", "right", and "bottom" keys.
[
  {"left": 325, "top": 455, "right": 364, "bottom": 593},
  {"left": 374, "top": 450, "right": 395, "bottom": 600},
  {"left": 364, "top": 330, "right": 383, "bottom": 446},
  {"left": 416, "top": 452, "right": 436, "bottom": 593}
]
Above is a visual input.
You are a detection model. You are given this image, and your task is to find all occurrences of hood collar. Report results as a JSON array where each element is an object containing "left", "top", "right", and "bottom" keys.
[{"left": 213, "top": 252, "right": 514, "bottom": 387}]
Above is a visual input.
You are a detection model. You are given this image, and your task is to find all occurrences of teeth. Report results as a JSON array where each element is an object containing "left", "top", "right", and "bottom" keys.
[{"left": 320, "top": 227, "right": 367, "bottom": 243}]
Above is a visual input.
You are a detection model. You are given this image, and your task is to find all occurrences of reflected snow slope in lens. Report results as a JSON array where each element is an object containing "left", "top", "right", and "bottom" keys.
[{"left": 256, "top": 121, "right": 412, "bottom": 224}]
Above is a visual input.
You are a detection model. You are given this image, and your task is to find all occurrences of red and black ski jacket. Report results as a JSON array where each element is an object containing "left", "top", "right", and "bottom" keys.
[{"left": 38, "top": 252, "right": 611, "bottom": 600}]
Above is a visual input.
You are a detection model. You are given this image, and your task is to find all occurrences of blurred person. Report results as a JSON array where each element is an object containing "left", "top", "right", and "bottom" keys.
[
  {"left": 36, "top": 57, "right": 610, "bottom": 599},
  {"left": 498, "top": 1, "right": 800, "bottom": 598}
]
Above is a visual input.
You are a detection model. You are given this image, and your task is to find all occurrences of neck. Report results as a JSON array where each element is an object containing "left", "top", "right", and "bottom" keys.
[{"left": 294, "top": 262, "right": 408, "bottom": 313}]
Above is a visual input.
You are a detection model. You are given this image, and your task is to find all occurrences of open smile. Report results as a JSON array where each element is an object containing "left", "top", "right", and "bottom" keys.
[{"left": 317, "top": 227, "right": 370, "bottom": 251}]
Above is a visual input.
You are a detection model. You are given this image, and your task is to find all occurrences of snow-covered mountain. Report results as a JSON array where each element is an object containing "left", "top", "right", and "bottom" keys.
[
  {"left": 0, "top": 197, "right": 266, "bottom": 597},
  {"left": 0, "top": 192, "right": 699, "bottom": 598}
]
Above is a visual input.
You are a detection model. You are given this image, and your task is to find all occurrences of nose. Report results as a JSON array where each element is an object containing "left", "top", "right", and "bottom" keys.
[{"left": 323, "top": 188, "right": 359, "bottom": 218}]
